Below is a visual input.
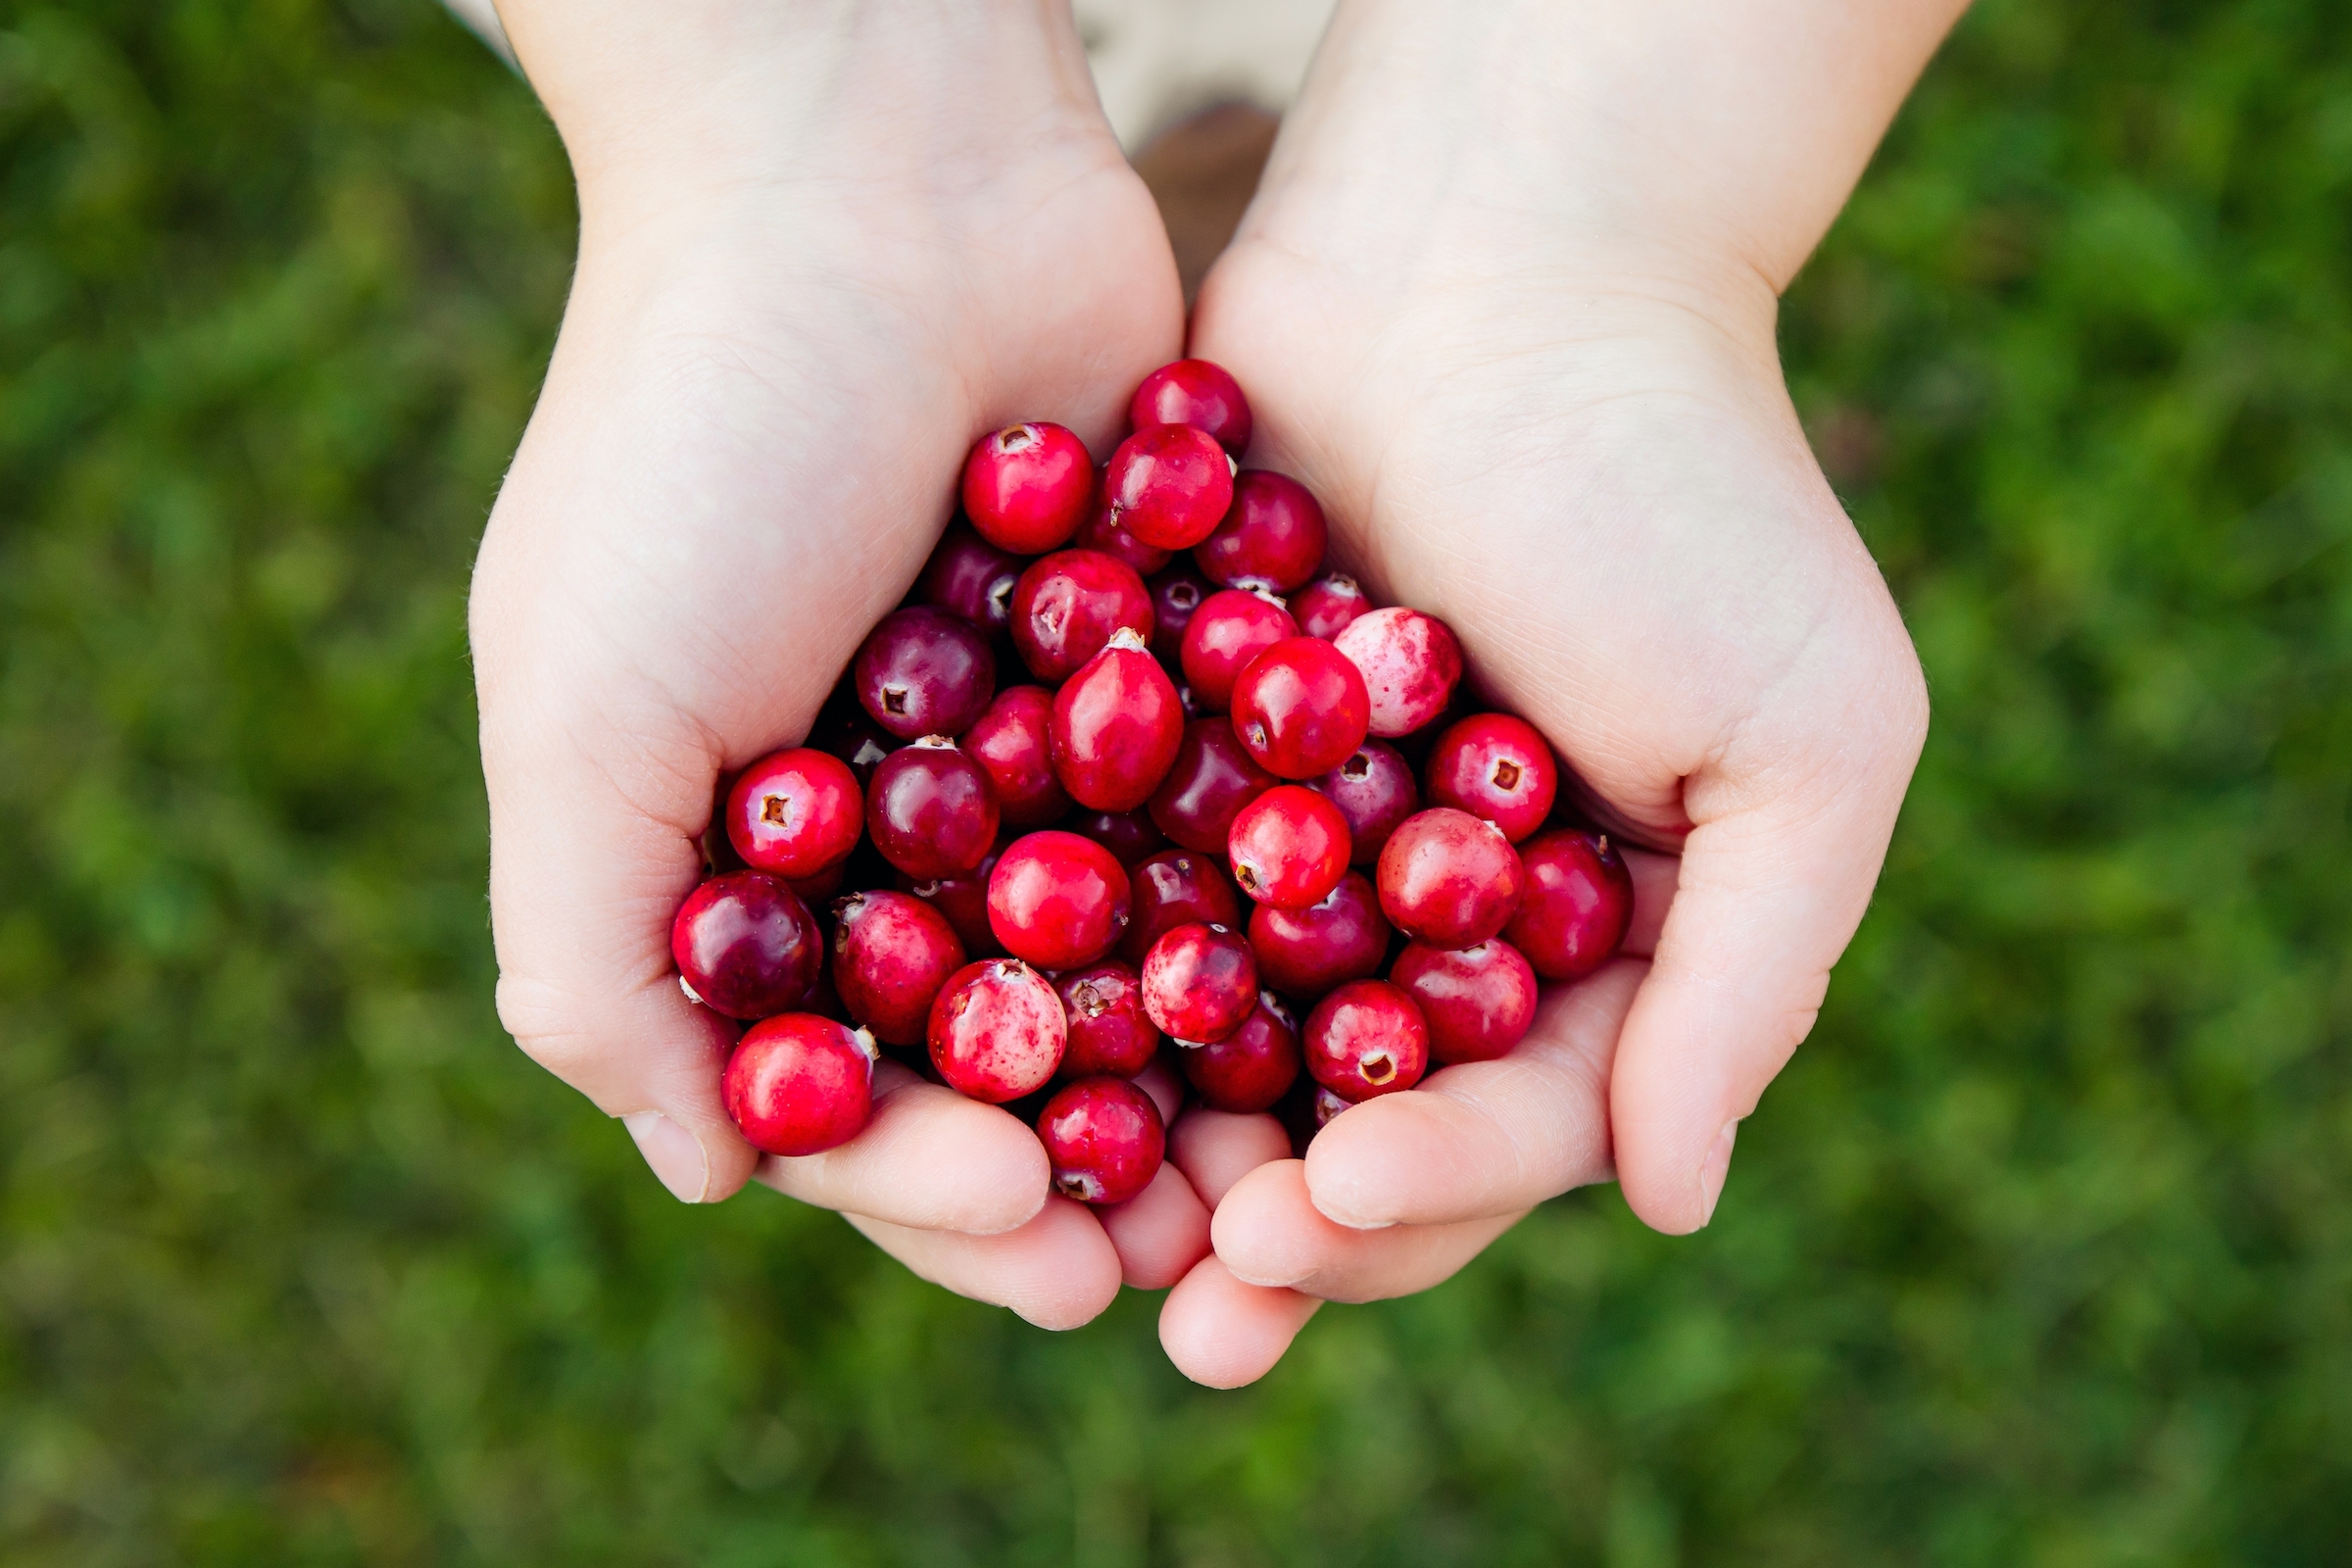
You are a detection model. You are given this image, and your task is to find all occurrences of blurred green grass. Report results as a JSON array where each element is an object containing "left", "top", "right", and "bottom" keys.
[{"left": 4, "top": 1, "right": 2350, "bottom": 1562}]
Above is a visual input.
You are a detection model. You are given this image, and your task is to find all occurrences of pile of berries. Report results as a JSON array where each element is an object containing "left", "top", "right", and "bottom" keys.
[{"left": 670, "top": 360, "right": 1634, "bottom": 1208}]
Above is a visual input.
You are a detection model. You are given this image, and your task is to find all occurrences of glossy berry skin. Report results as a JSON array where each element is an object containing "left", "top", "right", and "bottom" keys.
[
  {"left": 1076, "top": 474, "right": 1174, "bottom": 576},
  {"left": 1247, "top": 870, "right": 1390, "bottom": 997},
  {"left": 1128, "top": 358, "right": 1252, "bottom": 453},
  {"left": 1313, "top": 741, "right": 1420, "bottom": 864},
  {"left": 725, "top": 748, "right": 863, "bottom": 878},
  {"left": 1119, "top": 849, "right": 1244, "bottom": 964},
  {"left": 672, "top": 871, "right": 822, "bottom": 1020},
  {"left": 1229, "top": 636, "right": 1372, "bottom": 779},
  {"left": 1333, "top": 607, "right": 1464, "bottom": 738},
  {"left": 1291, "top": 573, "right": 1370, "bottom": 640},
  {"left": 1010, "top": 548, "right": 1153, "bottom": 683},
  {"left": 1105, "top": 423, "right": 1235, "bottom": 550},
  {"left": 1227, "top": 785, "right": 1352, "bottom": 910},
  {"left": 959, "top": 421, "right": 1092, "bottom": 554},
  {"left": 1180, "top": 588, "right": 1298, "bottom": 711},
  {"left": 1196, "top": 471, "right": 1327, "bottom": 593},
  {"left": 987, "top": 830, "right": 1133, "bottom": 970},
  {"left": 927, "top": 958, "right": 1067, "bottom": 1102},
  {"left": 832, "top": 890, "right": 966, "bottom": 1047},
  {"left": 865, "top": 738, "right": 1001, "bottom": 880},
  {"left": 1304, "top": 980, "right": 1429, "bottom": 1102},
  {"left": 723, "top": 1015, "right": 879, "bottom": 1156},
  {"left": 1425, "top": 713, "right": 1560, "bottom": 843},
  {"left": 1063, "top": 807, "right": 1168, "bottom": 866},
  {"left": 1392, "top": 939, "right": 1539, "bottom": 1064},
  {"left": 896, "top": 845, "right": 1002, "bottom": 959},
  {"left": 1141, "top": 922, "right": 1258, "bottom": 1043},
  {"left": 1055, "top": 962, "right": 1160, "bottom": 1078},
  {"left": 1377, "top": 808, "right": 1526, "bottom": 948},
  {"left": 1050, "top": 629, "right": 1185, "bottom": 812},
  {"left": 1503, "top": 829, "right": 1635, "bottom": 981},
  {"left": 1148, "top": 717, "right": 1276, "bottom": 854},
  {"left": 1178, "top": 993, "right": 1300, "bottom": 1113},
  {"left": 962, "top": 685, "right": 1071, "bottom": 827},
  {"left": 1147, "top": 564, "right": 1211, "bottom": 665},
  {"left": 1038, "top": 1076, "right": 1165, "bottom": 1205},
  {"left": 855, "top": 606, "right": 997, "bottom": 741},
  {"left": 915, "top": 521, "right": 1023, "bottom": 637}
]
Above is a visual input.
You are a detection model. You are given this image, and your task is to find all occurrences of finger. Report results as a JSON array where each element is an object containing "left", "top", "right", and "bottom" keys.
[
  {"left": 1211, "top": 1161, "right": 1526, "bottom": 1302},
  {"left": 1168, "top": 1108, "right": 1295, "bottom": 1211},
  {"left": 1157, "top": 1255, "right": 1322, "bottom": 1389},
  {"left": 1096, "top": 1161, "right": 1212, "bottom": 1290},
  {"left": 1301, "top": 959, "right": 1638, "bottom": 1229},
  {"left": 1621, "top": 845, "right": 1679, "bottom": 958},
  {"left": 847, "top": 1198, "right": 1123, "bottom": 1331},
  {"left": 755, "top": 1062, "right": 1048, "bottom": 1234}
]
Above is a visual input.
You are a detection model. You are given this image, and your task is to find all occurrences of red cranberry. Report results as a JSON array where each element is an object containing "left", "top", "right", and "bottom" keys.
[
  {"left": 1054, "top": 962, "right": 1160, "bottom": 1078},
  {"left": 962, "top": 685, "right": 1070, "bottom": 827},
  {"left": 1303, "top": 980, "right": 1429, "bottom": 1102},
  {"left": 1425, "top": 713, "right": 1560, "bottom": 843},
  {"left": 1313, "top": 1085, "right": 1353, "bottom": 1128},
  {"left": 1291, "top": 573, "right": 1370, "bottom": 640},
  {"left": 1075, "top": 470, "right": 1174, "bottom": 576},
  {"left": 896, "top": 844, "right": 1002, "bottom": 958},
  {"left": 787, "top": 861, "right": 846, "bottom": 905},
  {"left": 865, "top": 737, "right": 1001, "bottom": 879},
  {"left": 671, "top": 870, "right": 822, "bottom": 1020},
  {"left": 1179, "top": 588, "right": 1298, "bottom": 711},
  {"left": 1038, "top": 1076, "right": 1165, "bottom": 1204},
  {"left": 724, "top": 747, "right": 862, "bottom": 878},
  {"left": 1119, "top": 849, "right": 1244, "bottom": 964},
  {"left": 1105, "top": 423, "right": 1235, "bottom": 550},
  {"left": 987, "top": 829, "right": 1133, "bottom": 970},
  {"left": 914, "top": 521, "right": 1022, "bottom": 636},
  {"left": 1391, "top": 939, "right": 1539, "bottom": 1064},
  {"left": 1196, "top": 471, "right": 1327, "bottom": 593},
  {"left": 855, "top": 606, "right": 997, "bottom": 741},
  {"left": 832, "top": 889, "right": 966, "bottom": 1047},
  {"left": 1141, "top": 922, "right": 1257, "bottom": 1043},
  {"left": 1227, "top": 785, "right": 1351, "bottom": 910},
  {"left": 959, "top": 421, "right": 1092, "bottom": 554},
  {"left": 1247, "top": 870, "right": 1390, "bottom": 997},
  {"left": 1148, "top": 717, "right": 1276, "bottom": 854},
  {"left": 1009, "top": 548, "right": 1152, "bottom": 683},
  {"left": 1377, "top": 808, "right": 1526, "bottom": 948},
  {"left": 811, "top": 700, "right": 896, "bottom": 788},
  {"left": 1063, "top": 806, "right": 1168, "bottom": 866},
  {"left": 1050, "top": 628, "right": 1184, "bottom": 812},
  {"left": 1147, "top": 563, "right": 1211, "bottom": 665},
  {"left": 1333, "top": 607, "right": 1464, "bottom": 738},
  {"left": 927, "top": 958, "right": 1067, "bottom": 1102},
  {"left": 1313, "top": 741, "right": 1420, "bottom": 863},
  {"left": 1229, "top": 636, "right": 1371, "bottom": 779},
  {"left": 724, "top": 1014, "right": 880, "bottom": 1155},
  {"left": 1128, "top": 358, "right": 1252, "bottom": 453},
  {"left": 1178, "top": 993, "right": 1299, "bottom": 1113},
  {"left": 1503, "top": 829, "right": 1634, "bottom": 981}
]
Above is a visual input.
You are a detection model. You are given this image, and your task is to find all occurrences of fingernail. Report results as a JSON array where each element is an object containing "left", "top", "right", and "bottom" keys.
[
  {"left": 623, "top": 1111, "right": 710, "bottom": 1203},
  {"left": 1697, "top": 1120, "right": 1739, "bottom": 1227}
]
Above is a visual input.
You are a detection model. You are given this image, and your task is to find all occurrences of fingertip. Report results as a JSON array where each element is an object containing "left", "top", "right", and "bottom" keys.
[
  {"left": 1167, "top": 1108, "right": 1294, "bottom": 1211},
  {"left": 1157, "top": 1256, "right": 1321, "bottom": 1389},
  {"left": 760, "top": 1081, "right": 1050, "bottom": 1234},
  {"left": 1004, "top": 1199, "right": 1126, "bottom": 1330},
  {"left": 1208, "top": 1159, "right": 1336, "bottom": 1287},
  {"left": 1096, "top": 1161, "right": 1212, "bottom": 1290},
  {"left": 1300, "top": 1092, "right": 1459, "bottom": 1229}
]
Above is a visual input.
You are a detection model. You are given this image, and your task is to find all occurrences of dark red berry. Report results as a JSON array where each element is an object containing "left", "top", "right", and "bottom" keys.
[
  {"left": 672, "top": 870, "right": 822, "bottom": 1020},
  {"left": 927, "top": 958, "right": 1067, "bottom": 1102},
  {"left": 1148, "top": 716, "right": 1277, "bottom": 854},
  {"left": 1119, "top": 849, "right": 1245, "bottom": 965},
  {"left": 1180, "top": 588, "right": 1298, "bottom": 711},
  {"left": 1333, "top": 607, "right": 1464, "bottom": 738},
  {"left": 1247, "top": 870, "right": 1390, "bottom": 997},
  {"left": 1141, "top": 921, "right": 1257, "bottom": 1043},
  {"left": 1196, "top": 471, "right": 1326, "bottom": 593},
  {"left": 723, "top": 1014, "right": 880, "bottom": 1155},
  {"left": 1076, "top": 470, "right": 1174, "bottom": 576},
  {"left": 1009, "top": 548, "right": 1152, "bottom": 683},
  {"left": 1313, "top": 1085, "right": 1352, "bottom": 1128},
  {"left": 1391, "top": 939, "right": 1539, "bottom": 1064},
  {"left": 811, "top": 700, "right": 897, "bottom": 788},
  {"left": 1178, "top": 993, "right": 1299, "bottom": 1113},
  {"left": 962, "top": 685, "right": 1071, "bottom": 827},
  {"left": 1377, "top": 808, "right": 1526, "bottom": 948},
  {"left": 855, "top": 606, "right": 997, "bottom": 741},
  {"left": 788, "top": 861, "right": 846, "bottom": 905},
  {"left": 1502, "top": 829, "right": 1634, "bottom": 981},
  {"left": 1147, "top": 563, "right": 1211, "bottom": 665},
  {"left": 1050, "top": 628, "right": 1185, "bottom": 812},
  {"left": 1227, "top": 785, "right": 1351, "bottom": 910},
  {"left": 915, "top": 521, "right": 1023, "bottom": 636},
  {"left": 960, "top": 421, "right": 1092, "bottom": 554},
  {"left": 896, "top": 844, "right": 1003, "bottom": 958},
  {"left": 1425, "top": 713, "right": 1560, "bottom": 843},
  {"left": 1105, "top": 423, "right": 1235, "bottom": 550},
  {"left": 1063, "top": 806, "right": 1168, "bottom": 866},
  {"left": 1303, "top": 980, "right": 1429, "bottom": 1102},
  {"left": 1055, "top": 962, "right": 1160, "bottom": 1078},
  {"left": 865, "top": 737, "right": 1001, "bottom": 879},
  {"left": 1229, "top": 636, "right": 1372, "bottom": 779},
  {"left": 987, "top": 829, "right": 1133, "bottom": 970},
  {"left": 1128, "top": 359, "right": 1252, "bottom": 453},
  {"left": 725, "top": 747, "right": 862, "bottom": 878},
  {"left": 1291, "top": 573, "right": 1370, "bottom": 640},
  {"left": 832, "top": 889, "right": 966, "bottom": 1047},
  {"left": 1313, "top": 741, "right": 1420, "bottom": 864},
  {"left": 1038, "top": 1076, "right": 1165, "bottom": 1204}
]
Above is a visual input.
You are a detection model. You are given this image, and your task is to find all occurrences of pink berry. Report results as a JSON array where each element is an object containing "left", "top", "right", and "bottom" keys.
[
  {"left": 1141, "top": 921, "right": 1257, "bottom": 1043},
  {"left": 1075, "top": 470, "right": 1174, "bottom": 576},
  {"left": 1063, "top": 806, "right": 1168, "bottom": 866},
  {"left": 1303, "top": 980, "right": 1429, "bottom": 1102},
  {"left": 1291, "top": 573, "right": 1370, "bottom": 641},
  {"left": 1229, "top": 636, "right": 1372, "bottom": 779},
  {"left": 1376, "top": 808, "right": 1526, "bottom": 948},
  {"left": 987, "top": 830, "right": 1133, "bottom": 970},
  {"left": 1179, "top": 587, "right": 1298, "bottom": 711},
  {"left": 1105, "top": 423, "right": 1235, "bottom": 550},
  {"left": 865, "top": 737, "right": 1000, "bottom": 880},
  {"left": 1148, "top": 717, "right": 1277, "bottom": 855},
  {"left": 723, "top": 747, "right": 863, "bottom": 878},
  {"left": 1128, "top": 359, "right": 1252, "bottom": 453},
  {"left": 830, "top": 889, "right": 966, "bottom": 1048},
  {"left": 1502, "top": 829, "right": 1634, "bottom": 981},
  {"left": 896, "top": 844, "right": 1003, "bottom": 958},
  {"left": 1333, "top": 607, "right": 1464, "bottom": 738},
  {"left": 1196, "top": 471, "right": 1326, "bottom": 593},
  {"left": 1055, "top": 962, "right": 1160, "bottom": 1078},
  {"left": 1313, "top": 741, "right": 1420, "bottom": 864},
  {"left": 959, "top": 421, "right": 1092, "bottom": 554},
  {"left": 915, "top": 521, "right": 1023, "bottom": 637},
  {"left": 723, "top": 1014, "right": 880, "bottom": 1156},
  {"left": 1391, "top": 939, "right": 1539, "bottom": 1064},
  {"left": 1227, "top": 785, "right": 1351, "bottom": 910},
  {"left": 1010, "top": 548, "right": 1152, "bottom": 683},
  {"left": 1147, "top": 563, "right": 1211, "bottom": 665},
  {"left": 671, "top": 870, "right": 822, "bottom": 1020},
  {"left": 855, "top": 606, "right": 997, "bottom": 742},
  {"left": 1177, "top": 993, "right": 1300, "bottom": 1113},
  {"left": 1050, "top": 627, "right": 1185, "bottom": 812},
  {"left": 961, "top": 685, "right": 1071, "bottom": 828},
  {"left": 1119, "top": 849, "right": 1244, "bottom": 965},
  {"left": 1038, "top": 1076, "right": 1165, "bottom": 1204},
  {"left": 1425, "top": 713, "right": 1559, "bottom": 842},
  {"left": 927, "top": 957, "right": 1067, "bottom": 1102},
  {"left": 1247, "top": 869, "right": 1390, "bottom": 998}
]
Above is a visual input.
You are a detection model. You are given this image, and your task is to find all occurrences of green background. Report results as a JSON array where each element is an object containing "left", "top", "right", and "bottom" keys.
[{"left": 4, "top": 1, "right": 2349, "bottom": 1561}]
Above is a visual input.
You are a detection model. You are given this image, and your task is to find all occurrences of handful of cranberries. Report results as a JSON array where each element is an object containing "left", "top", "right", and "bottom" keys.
[{"left": 670, "top": 360, "right": 1634, "bottom": 1209}]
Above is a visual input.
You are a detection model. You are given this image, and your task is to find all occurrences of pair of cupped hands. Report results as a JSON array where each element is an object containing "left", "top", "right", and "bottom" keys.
[{"left": 467, "top": 3, "right": 1930, "bottom": 1386}]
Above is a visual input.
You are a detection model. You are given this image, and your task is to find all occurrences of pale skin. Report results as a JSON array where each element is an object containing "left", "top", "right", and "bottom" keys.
[{"left": 470, "top": 0, "right": 1964, "bottom": 1386}]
